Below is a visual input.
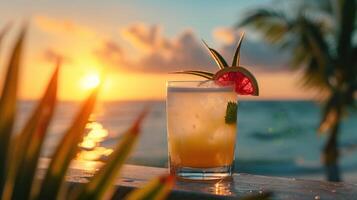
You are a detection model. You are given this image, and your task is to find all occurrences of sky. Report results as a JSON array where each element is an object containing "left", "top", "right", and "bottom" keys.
[{"left": 0, "top": 0, "right": 315, "bottom": 101}]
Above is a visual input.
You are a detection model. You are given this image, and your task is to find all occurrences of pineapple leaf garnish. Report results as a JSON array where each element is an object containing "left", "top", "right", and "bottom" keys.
[
  {"left": 202, "top": 40, "right": 228, "bottom": 69},
  {"left": 171, "top": 34, "right": 259, "bottom": 96},
  {"left": 232, "top": 32, "right": 245, "bottom": 67},
  {"left": 172, "top": 70, "right": 214, "bottom": 79},
  {"left": 225, "top": 101, "right": 238, "bottom": 124}
]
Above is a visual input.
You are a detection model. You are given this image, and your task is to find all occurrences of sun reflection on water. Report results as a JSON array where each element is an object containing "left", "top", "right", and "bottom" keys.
[{"left": 77, "top": 120, "right": 113, "bottom": 162}]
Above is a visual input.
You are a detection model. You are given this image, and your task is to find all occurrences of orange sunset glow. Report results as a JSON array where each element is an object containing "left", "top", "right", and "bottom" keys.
[
  {"left": 18, "top": 68, "right": 312, "bottom": 101},
  {"left": 3, "top": 0, "right": 357, "bottom": 193},
  {"left": 1, "top": 1, "right": 316, "bottom": 102}
]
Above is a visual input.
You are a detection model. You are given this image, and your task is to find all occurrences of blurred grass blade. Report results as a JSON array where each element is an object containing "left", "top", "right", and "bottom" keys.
[
  {"left": 125, "top": 175, "right": 175, "bottom": 200},
  {"left": 172, "top": 70, "right": 214, "bottom": 79},
  {"left": 0, "top": 26, "right": 26, "bottom": 197},
  {"left": 202, "top": 40, "right": 228, "bottom": 69},
  {"left": 10, "top": 64, "right": 59, "bottom": 200},
  {"left": 0, "top": 22, "right": 12, "bottom": 51},
  {"left": 75, "top": 109, "right": 148, "bottom": 200},
  {"left": 232, "top": 32, "right": 245, "bottom": 66},
  {"left": 36, "top": 87, "right": 99, "bottom": 200}
]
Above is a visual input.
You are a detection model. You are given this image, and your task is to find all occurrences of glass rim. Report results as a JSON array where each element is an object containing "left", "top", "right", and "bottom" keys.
[{"left": 166, "top": 80, "right": 234, "bottom": 90}]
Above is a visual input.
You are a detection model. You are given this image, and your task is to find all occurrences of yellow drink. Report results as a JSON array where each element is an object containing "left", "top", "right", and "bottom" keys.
[{"left": 167, "top": 81, "right": 237, "bottom": 180}]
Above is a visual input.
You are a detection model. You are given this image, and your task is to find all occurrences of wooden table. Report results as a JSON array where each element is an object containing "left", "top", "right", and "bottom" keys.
[{"left": 59, "top": 160, "right": 357, "bottom": 200}]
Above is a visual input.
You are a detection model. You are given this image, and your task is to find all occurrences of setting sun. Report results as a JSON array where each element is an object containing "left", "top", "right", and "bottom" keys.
[
  {"left": 2, "top": 0, "right": 357, "bottom": 198},
  {"left": 80, "top": 73, "right": 101, "bottom": 90}
]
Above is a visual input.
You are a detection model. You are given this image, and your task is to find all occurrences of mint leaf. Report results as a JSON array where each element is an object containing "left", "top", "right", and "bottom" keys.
[{"left": 225, "top": 101, "right": 238, "bottom": 124}]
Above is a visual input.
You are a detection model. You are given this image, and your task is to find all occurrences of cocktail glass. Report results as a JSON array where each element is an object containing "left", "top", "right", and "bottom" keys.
[{"left": 166, "top": 80, "right": 237, "bottom": 180}]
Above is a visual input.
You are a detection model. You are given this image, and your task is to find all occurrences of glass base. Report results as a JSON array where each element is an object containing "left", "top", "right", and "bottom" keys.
[{"left": 170, "top": 165, "right": 233, "bottom": 181}]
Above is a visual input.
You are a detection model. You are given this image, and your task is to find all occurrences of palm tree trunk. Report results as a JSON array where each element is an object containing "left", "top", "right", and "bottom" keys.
[{"left": 322, "top": 117, "right": 341, "bottom": 182}]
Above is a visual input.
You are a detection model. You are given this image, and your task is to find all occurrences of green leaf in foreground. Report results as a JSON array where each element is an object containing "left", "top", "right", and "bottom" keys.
[
  {"left": 10, "top": 65, "right": 58, "bottom": 200},
  {"left": 74, "top": 108, "right": 149, "bottom": 200},
  {"left": 36, "top": 87, "right": 99, "bottom": 200},
  {"left": 0, "top": 22, "right": 12, "bottom": 51},
  {"left": 0, "top": 25, "right": 26, "bottom": 198},
  {"left": 225, "top": 101, "right": 238, "bottom": 124},
  {"left": 125, "top": 174, "right": 175, "bottom": 200}
]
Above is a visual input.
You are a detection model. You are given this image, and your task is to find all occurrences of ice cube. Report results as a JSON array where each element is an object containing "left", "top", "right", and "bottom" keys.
[{"left": 208, "top": 124, "right": 236, "bottom": 145}]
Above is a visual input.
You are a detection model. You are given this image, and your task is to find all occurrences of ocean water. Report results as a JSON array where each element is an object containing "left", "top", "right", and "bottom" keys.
[{"left": 15, "top": 100, "right": 357, "bottom": 179}]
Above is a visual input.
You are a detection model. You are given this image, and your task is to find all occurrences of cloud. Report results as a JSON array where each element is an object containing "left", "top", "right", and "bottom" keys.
[
  {"left": 213, "top": 27, "right": 236, "bottom": 45},
  {"left": 94, "top": 40, "right": 128, "bottom": 68},
  {"left": 95, "top": 24, "right": 288, "bottom": 73},
  {"left": 43, "top": 48, "right": 71, "bottom": 64},
  {"left": 120, "top": 23, "right": 171, "bottom": 54},
  {"left": 133, "top": 29, "right": 215, "bottom": 73},
  {"left": 95, "top": 24, "right": 217, "bottom": 73},
  {"left": 34, "top": 15, "right": 97, "bottom": 38},
  {"left": 36, "top": 18, "right": 288, "bottom": 74}
]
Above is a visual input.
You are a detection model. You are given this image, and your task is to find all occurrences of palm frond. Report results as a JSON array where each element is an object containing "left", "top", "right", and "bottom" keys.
[
  {"left": 0, "top": 25, "right": 26, "bottom": 197},
  {"left": 302, "top": 0, "right": 335, "bottom": 15},
  {"left": 298, "top": 16, "right": 334, "bottom": 89},
  {"left": 289, "top": 41, "right": 311, "bottom": 69},
  {"left": 238, "top": 8, "right": 291, "bottom": 46},
  {"left": 300, "top": 58, "right": 330, "bottom": 91},
  {"left": 239, "top": 8, "right": 289, "bottom": 26}
]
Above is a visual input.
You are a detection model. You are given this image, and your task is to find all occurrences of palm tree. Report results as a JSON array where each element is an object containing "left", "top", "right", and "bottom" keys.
[{"left": 237, "top": 0, "right": 356, "bottom": 181}]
